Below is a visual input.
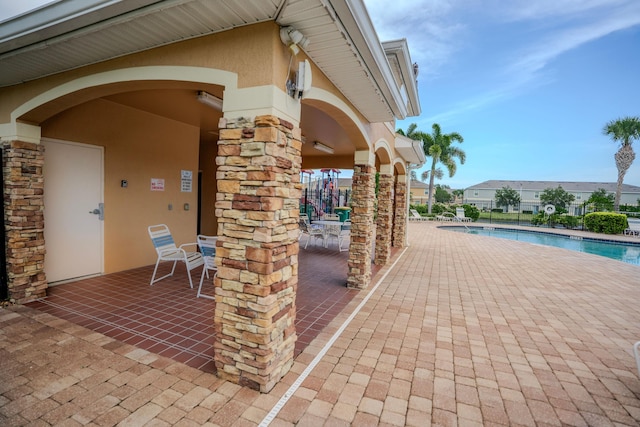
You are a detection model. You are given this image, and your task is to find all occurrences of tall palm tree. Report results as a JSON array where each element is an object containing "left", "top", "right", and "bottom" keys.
[
  {"left": 422, "top": 123, "right": 465, "bottom": 213},
  {"left": 603, "top": 116, "right": 640, "bottom": 211}
]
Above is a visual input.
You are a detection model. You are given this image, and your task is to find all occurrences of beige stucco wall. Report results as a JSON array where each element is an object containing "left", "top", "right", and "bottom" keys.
[
  {"left": 41, "top": 98, "right": 200, "bottom": 273},
  {"left": 0, "top": 19, "right": 411, "bottom": 280},
  {"left": 0, "top": 22, "right": 282, "bottom": 123}
]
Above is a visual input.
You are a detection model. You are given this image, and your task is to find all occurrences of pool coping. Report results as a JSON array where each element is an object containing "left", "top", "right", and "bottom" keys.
[{"left": 438, "top": 222, "right": 640, "bottom": 247}]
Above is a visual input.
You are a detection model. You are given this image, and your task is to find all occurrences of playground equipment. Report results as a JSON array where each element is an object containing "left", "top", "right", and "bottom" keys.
[{"left": 299, "top": 168, "right": 350, "bottom": 220}]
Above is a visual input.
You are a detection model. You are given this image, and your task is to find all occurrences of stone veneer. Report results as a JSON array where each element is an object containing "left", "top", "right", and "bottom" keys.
[
  {"left": 374, "top": 173, "right": 393, "bottom": 265},
  {"left": 214, "top": 115, "right": 301, "bottom": 392},
  {"left": 347, "top": 164, "right": 375, "bottom": 289},
  {"left": 393, "top": 179, "right": 407, "bottom": 247},
  {"left": 2, "top": 141, "right": 47, "bottom": 304}
]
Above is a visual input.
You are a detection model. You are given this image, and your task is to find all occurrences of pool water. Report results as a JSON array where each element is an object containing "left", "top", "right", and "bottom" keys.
[{"left": 444, "top": 226, "right": 640, "bottom": 266}]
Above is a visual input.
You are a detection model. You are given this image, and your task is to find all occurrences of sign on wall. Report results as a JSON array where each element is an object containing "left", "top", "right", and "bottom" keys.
[
  {"left": 181, "top": 170, "right": 192, "bottom": 192},
  {"left": 151, "top": 178, "right": 165, "bottom": 191}
]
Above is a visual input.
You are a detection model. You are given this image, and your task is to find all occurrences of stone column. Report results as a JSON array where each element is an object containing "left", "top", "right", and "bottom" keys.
[
  {"left": 214, "top": 115, "right": 301, "bottom": 393},
  {"left": 347, "top": 161, "right": 375, "bottom": 289},
  {"left": 392, "top": 177, "right": 408, "bottom": 248},
  {"left": 2, "top": 141, "right": 47, "bottom": 303},
  {"left": 374, "top": 172, "right": 393, "bottom": 265}
]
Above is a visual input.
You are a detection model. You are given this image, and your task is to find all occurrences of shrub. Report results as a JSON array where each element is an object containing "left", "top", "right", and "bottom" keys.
[
  {"left": 431, "top": 203, "right": 448, "bottom": 215},
  {"left": 462, "top": 204, "right": 480, "bottom": 221},
  {"left": 584, "top": 212, "right": 628, "bottom": 234},
  {"left": 491, "top": 208, "right": 503, "bottom": 213},
  {"left": 557, "top": 215, "right": 580, "bottom": 229}
]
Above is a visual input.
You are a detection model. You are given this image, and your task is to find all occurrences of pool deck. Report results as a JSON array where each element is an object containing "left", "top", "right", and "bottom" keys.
[{"left": 2, "top": 221, "right": 640, "bottom": 426}]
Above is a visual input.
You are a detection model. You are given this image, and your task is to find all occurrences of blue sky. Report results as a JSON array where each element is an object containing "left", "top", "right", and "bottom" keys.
[
  {"left": 3, "top": 1, "right": 640, "bottom": 190},
  {"left": 364, "top": 0, "right": 640, "bottom": 189}
]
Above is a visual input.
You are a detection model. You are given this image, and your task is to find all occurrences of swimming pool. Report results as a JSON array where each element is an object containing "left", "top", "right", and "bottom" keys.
[{"left": 443, "top": 226, "right": 640, "bottom": 266}]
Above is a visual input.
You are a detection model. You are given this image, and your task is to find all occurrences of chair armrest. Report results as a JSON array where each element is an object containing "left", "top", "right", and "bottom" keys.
[{"left": 178, "top": 242, "right": 199, "bottom": 251}]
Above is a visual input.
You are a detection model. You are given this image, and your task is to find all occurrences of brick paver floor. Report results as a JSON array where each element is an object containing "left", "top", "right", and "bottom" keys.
[{"left": 2, "top": 222, "right": 640, "bottom": 426}]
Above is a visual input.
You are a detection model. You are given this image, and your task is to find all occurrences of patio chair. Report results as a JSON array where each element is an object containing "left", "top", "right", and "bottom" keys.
[
  {"left": 409, "top": 209, "right": 428, "bottom": 221},
  {"left": 436, "top": 212, "right": 455, "bottom": 221},
  {"left": 148, "top": 224, "right": 203, "bottom": 289},
  {"left": 196, "top": 235, "right": 217, "bottom": 299},
  {"left": 299, "top": 218, "right": 325, "bottom": 249},
  {"left": 624, "top": 218, "right": 640, "bottom": 237},
  {"left": 325, "top": 220, "right": 351, "bottom": 252},
  {"left": 455, "top": 207, "right": 472, "bottom": 222}
]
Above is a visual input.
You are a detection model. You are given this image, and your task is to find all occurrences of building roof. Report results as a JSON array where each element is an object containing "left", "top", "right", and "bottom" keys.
[
  {"left": 409, "top": 179, "right": 429, "bottom": 189},
  {"left": 0, "top": 0, "right": 420, "bottom": 123},
  {"left": 467, "top": 180, "right": 640, "bottom": 193}
]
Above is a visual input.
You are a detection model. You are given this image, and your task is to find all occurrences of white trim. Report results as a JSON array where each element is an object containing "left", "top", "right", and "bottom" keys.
[
  {"left": 354, "top": 149, "right": 375, "bottom": 166},
  {"left": 0, "top": 122, "right": 41, "bottom": 143},
  {"left": 373, "top": 138, "right": 393, "bottom": 164},
  {"left": 303, "top": 87, "right": 369, "bottom": 150},
  {"left": 11, "top": 66, "right": 238, "bottom": 122},
  {"left": 223, "top": 85, "right": 301, "bottom": 126}
]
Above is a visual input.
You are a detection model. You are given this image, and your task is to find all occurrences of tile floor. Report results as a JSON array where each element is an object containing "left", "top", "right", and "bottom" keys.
[
  {"left": 26, "top": 240, "right": 385, "bottom": 373},
  {"left": 3, "top": 222, "right": 640, "bottom": 426}
]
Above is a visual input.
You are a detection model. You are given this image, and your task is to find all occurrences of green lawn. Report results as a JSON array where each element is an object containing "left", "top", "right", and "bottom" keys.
[{"left": 478, "top": 212, "right": 534, "bottom": 223}]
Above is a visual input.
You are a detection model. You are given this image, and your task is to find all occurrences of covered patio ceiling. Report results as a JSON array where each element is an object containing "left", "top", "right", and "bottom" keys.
[{"left": 0, "top": 0, "right": 420, "bottom": 125}]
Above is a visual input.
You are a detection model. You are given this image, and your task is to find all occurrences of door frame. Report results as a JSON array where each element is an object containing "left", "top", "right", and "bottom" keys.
[{"left": 42, "top": 137, "right": 105, "bottom": 283}]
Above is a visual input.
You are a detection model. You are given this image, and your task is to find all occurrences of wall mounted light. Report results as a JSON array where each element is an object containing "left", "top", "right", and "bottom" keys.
[
  {"left": 280, "top": 26, "right": 309, "bottom": 55},
  {"left": 197, "top": 91, "right": 223, "bottom": 110},
  {"left": 313, "top": 141, "right": 334, "bottom": 154}
]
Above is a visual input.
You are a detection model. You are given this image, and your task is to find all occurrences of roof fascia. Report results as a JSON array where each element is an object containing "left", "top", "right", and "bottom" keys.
[
  {"left": 0, "top": 0, "right": 164, "bottom": 54},
  {"left": 326, "top": 0, "right": 409, "bottom": 120},
  {"left": 382, "top": 39, "right": 420, "bottom": 117}
]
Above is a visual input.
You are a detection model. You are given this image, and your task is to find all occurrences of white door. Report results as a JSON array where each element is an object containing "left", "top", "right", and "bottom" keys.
[{"left": 43, "top": 139, "right": 104, "bottom": 283}]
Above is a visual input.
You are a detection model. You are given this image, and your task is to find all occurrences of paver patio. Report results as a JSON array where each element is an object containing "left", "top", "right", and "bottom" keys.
[{"left": 1, "top": 221, "right": 640, "bottom": 426}]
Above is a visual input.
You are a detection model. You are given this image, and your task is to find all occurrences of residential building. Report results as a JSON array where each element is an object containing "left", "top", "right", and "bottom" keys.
[
  {"left": 409, "top": 179, "right": 431, "bottom": 204},
  {"left": 0, "top": 0, "right": 424, "bottom": 391},
  {"left": 464, "top": 180, "right": 640, "bottom": 213}
]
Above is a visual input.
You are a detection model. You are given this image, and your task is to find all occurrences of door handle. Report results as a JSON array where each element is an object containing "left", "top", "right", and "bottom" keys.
[{"left": 89, "top": 203, "right": 104, "bottom": 221}]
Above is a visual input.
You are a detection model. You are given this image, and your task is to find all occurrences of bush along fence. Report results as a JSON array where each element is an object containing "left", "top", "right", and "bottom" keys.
[{"left": 409, "top": 200, "right": 639, "bottom": 232}]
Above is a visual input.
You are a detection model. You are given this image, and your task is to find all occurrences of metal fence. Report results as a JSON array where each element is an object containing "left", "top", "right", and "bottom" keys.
[
  {"left": 467, "top": 201, "right": 588, "bottom": 228},
  {"left": 300, "top": 188, "right": 351, "bottom": 221}
]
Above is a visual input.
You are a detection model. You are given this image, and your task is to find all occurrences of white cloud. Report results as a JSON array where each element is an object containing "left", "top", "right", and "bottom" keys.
[
  {"left": 364, "top": 0, "right": 468, "bottom": 76},
  {"left": 506, "top": 2, "right": 640, "bottom": 79},
  {"left": 368, "top": 0, "right": 640, "bottom": 124},
  {"left": 495, "top": 0, "right": 630, "bottom": 22}
]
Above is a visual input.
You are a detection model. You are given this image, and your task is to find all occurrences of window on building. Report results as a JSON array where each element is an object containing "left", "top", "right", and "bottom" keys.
[
  {"left": 474, "top": 190, "right": 479, "bottom": 196},
  {"left": 534, "top": 192, "right": 539, "bottom": 198}
]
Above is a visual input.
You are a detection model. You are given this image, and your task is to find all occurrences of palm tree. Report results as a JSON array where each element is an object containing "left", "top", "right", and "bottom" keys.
[
  {"left": 422, "top": 123, "right": 466, "bottom": 213},
  {"left": 603, "top": 116, "right": 640, "bottom": 211}
]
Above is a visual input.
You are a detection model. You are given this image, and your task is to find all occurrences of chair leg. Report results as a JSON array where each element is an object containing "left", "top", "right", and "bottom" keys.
[
  {"left": 150, "top": 259, "right": 162, "bottom": 285},
  {"left": 197, "top": 267, "right": 216, "bottom": 300},
  {"left": 150, "top": 259, "right": 179, "bottom": 285}
]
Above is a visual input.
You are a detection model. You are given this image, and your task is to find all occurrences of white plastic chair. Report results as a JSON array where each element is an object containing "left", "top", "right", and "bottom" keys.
[
  {"left": 409, "top": 209, "right": 428, "bottom": 221},
  {"left": 148, "top": 224, "right": 203, "bottom": 288},
  {"left": 197, "top": 235, "right": 217, "bottom": 299},
  {"left": 455, "top": 207, "right": 472, "bottom": 222},
  {"left": 299, "top": 217, "right": 325, "bottom": 249},
  {"left": 624, "top": 218, "right": 640, "bottom": 237},
  {"left": 325, "top": 220, "right": 351, "bottom": 252}
]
